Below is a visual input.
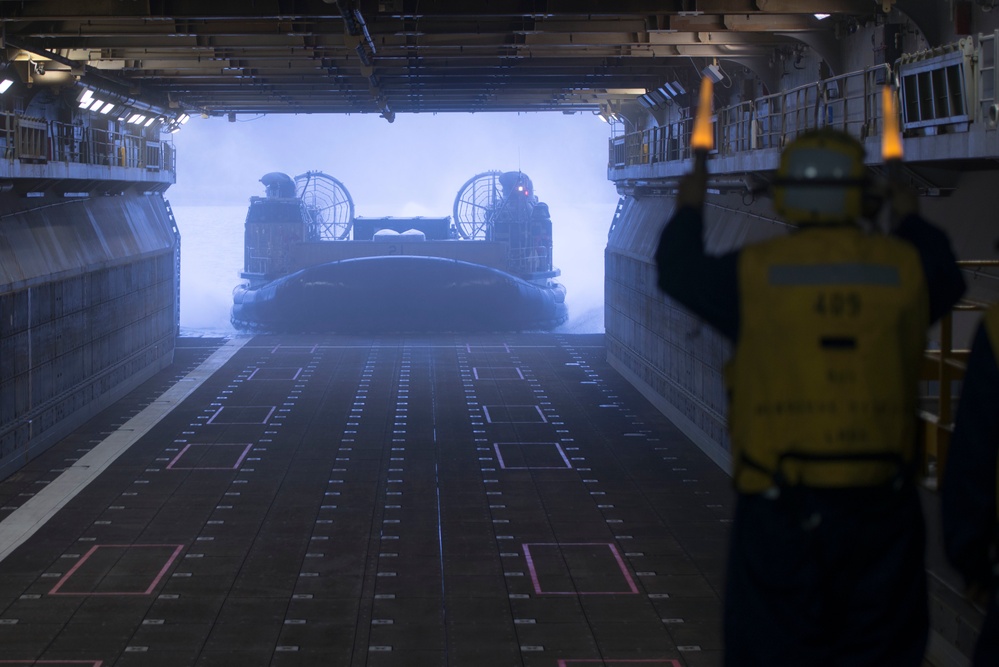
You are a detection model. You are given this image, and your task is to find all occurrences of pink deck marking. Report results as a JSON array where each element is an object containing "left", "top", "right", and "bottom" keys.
[
  {"left": 558, "top": 661, "right": 682, "bottom": 666},
  {"left": 247, "top": 367, "right": 303, "bottom": 380},
  {"left": 472, "top": 367, "right": 525, "bottom": 380},
  {"left": 522, "top": 542, "right": 639, "bottom": 595},
  {"left": 0, "top": 662, "right": 104, "bottom": 666},
  {"left": 166, "top": 443, "right": 254, "bottom": 470},
  {"left": 493, "top": 442, "right": 572, "bottom": 469},
  {"left": 269, "top": 344, "right": 318, "bottom": 354},
  {"left": 206, "top": 405, "right": 276, "bottom": 424},
  {"left": 482, "top": 405, "right": 547, "bottom": 424},
  {"left": 48, "top": 544, "right": 184, "bottom": 596},
  {"left": 463, "top": 343, "right": 512, "bottom": 353}
]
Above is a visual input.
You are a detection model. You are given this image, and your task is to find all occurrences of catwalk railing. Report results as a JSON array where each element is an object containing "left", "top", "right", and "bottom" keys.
[
  {"left": 609, "top": 30, "right": 998, "bottom": 171},
  {"left": 921, "top": 261, "right": 999, "bottom": 488},
  {"left": 608, "top": 63, "right": 893, "bottom": 169},
  {"left": 0, "top": 111, "right": 175, "bottom": 173}
]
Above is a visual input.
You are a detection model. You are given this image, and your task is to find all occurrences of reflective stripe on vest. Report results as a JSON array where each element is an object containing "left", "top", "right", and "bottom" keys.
[
  {"left": 729, "top": 226, "right": 930, "bottom": 493},
  {"left": 981, "top": 305, "right": 999, "bottom": 522}
]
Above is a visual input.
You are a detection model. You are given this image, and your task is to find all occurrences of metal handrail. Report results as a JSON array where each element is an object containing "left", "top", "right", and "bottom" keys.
[
  {"left": 920, "top": 260, "right": 998, "bottom": 485},
  {"left": 609, "top": 64, "right": 900, "bottom": 170},
  {"left": 0, "top": 110, "right": 175, "bottom": 173}
]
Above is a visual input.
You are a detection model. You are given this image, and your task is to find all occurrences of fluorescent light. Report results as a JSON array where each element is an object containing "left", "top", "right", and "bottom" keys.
[
  {"left": 649, "top": 88, "right": 670, "bottom": 104},
  {"left": 606, "top": 88, "right": 647, "bottom": 95},
  {"left": 88, "top": 98, "right": 104, "bottom": 111},
  {"left": 814, "top": 13, "right": 831, "bottom": 19},
  {"left": 637, "top": 94, "right": 656, "bottom": 109},
  {"left": 0, "top": 79, "right": 14, "bottom": 94},
  {"left": 99, "top": 102, "right": 114, "bottom": 114},
  {"left": 144, "top": 117, "right": 157, "bottom": 127}
]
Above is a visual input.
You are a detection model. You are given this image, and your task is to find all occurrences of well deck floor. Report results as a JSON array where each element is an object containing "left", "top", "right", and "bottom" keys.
[{"left": 0, "top": 332, "right": 755, "bottom": 666}]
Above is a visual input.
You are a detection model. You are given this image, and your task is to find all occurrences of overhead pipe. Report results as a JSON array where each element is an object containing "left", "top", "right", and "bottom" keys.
[{"left": 333, "top": 0, "right": 394, "bottom": 122}]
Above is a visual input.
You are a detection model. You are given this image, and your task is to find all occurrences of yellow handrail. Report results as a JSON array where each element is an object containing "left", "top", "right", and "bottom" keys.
[{"left": 920, "top": 261, "right": 998, "bottom": 486}]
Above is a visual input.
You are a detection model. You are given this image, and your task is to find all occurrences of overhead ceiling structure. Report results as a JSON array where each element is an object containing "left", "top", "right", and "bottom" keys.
[{"left": 0, "top": 0, "right": 888, "bottom": 122}]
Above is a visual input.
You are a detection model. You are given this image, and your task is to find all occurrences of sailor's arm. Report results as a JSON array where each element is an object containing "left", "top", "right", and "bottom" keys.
[
  {"left": 891, "top": 213, "right": 966, "bottom": 323},
  {"left": 655, "top": 170, "right": 740, "bottom": 341},
  {"left": 887, "top": 181, "right": 966, "bottom": 322}
]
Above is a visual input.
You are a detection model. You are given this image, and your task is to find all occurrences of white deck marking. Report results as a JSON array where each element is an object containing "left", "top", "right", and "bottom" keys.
[{"left": 0, "top": 336, "right": 250, "bottom": 564}]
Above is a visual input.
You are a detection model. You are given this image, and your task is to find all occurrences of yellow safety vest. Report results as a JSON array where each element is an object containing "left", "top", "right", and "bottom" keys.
[
  {"left": 728, "top": 226, "right": 930, "bottom": 493},
  {"left": 981, "top": 305, "right": 999, "bottom": 521}
]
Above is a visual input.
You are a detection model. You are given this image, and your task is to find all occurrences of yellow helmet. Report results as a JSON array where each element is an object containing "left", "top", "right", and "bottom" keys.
[{"left": 773, "top": 128, "right": 868, "bottom": 225}]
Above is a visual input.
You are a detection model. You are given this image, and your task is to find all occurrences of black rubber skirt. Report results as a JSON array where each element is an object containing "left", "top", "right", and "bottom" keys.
[{"left": 232, "top": 255, "right": 568, "bottom": 332}]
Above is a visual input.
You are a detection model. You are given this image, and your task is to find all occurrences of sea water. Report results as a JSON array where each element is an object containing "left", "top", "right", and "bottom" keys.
[
  {"left": 173, "top": 204, "right": 606, "bottom": 336},
  {"left": 174, "top": 205, "right": 246, "bottom": 336}
]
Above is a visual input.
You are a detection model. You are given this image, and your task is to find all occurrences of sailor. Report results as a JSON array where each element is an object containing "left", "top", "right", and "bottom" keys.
[
  {"left": 259, "top": 172, "right": 297, "bottom": 199},
  {"left": 942, "top": 304, "right": 999, "bottom": 666},
  {"left": 656, "top": 128, "right": 965, "bottom": 665}
]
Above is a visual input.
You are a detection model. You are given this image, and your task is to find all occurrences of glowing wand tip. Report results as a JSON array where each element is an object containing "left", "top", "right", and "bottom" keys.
[
  {"left": 882, "top": 85, "right": 904, "bottom": 161},
  {"left": 691, "top": 77, "right": 715, "bottom": 152}
]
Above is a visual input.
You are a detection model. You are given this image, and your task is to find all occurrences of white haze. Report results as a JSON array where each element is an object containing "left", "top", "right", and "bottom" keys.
[{"left": 167, "top": 112, "right": 621, "bottom": 335}]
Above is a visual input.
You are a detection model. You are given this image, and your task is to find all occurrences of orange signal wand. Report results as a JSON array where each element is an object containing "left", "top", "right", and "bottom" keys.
[
  {"left": 881, "top": 85, "right": 904, "bottom": 167},
  {"left": 691, "top": 76, "right": 715, "bottom": 172},
  {"left": 881, "top": 85, "right": 911, "bottom": 229}
]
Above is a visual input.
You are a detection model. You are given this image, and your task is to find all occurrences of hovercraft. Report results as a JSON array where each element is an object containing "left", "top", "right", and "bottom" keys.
[{"left": 231, "top": 170, "right": 567, "bottom": 332}]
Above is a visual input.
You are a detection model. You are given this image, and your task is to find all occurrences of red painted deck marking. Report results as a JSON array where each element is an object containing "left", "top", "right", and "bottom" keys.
[
  {"left": 206, "top": 405, "right": 276, "bottom": 424},
  {"left": 247, "top": 367, "right": 303, "bottom": 380},
  {"left": 522, "top": 542, "right": 639, "bottom": 595},
  {"left": 494, "top": 442, "right": 572, "bottom": 469},
  {"left": 482, "top": 405, "right": 547, "bottom": 424},
  {"left": 472, "top": 366, "right": 525, "bottom": 380},
  {"left": 48, "top": 544, "right": 184, "bottom": 596},
  {"left": 558, "top": 661, "right": 682, "bottom": 666},
  {"left": 166, "top": 443, "right": 253, "bottom": 470}
]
